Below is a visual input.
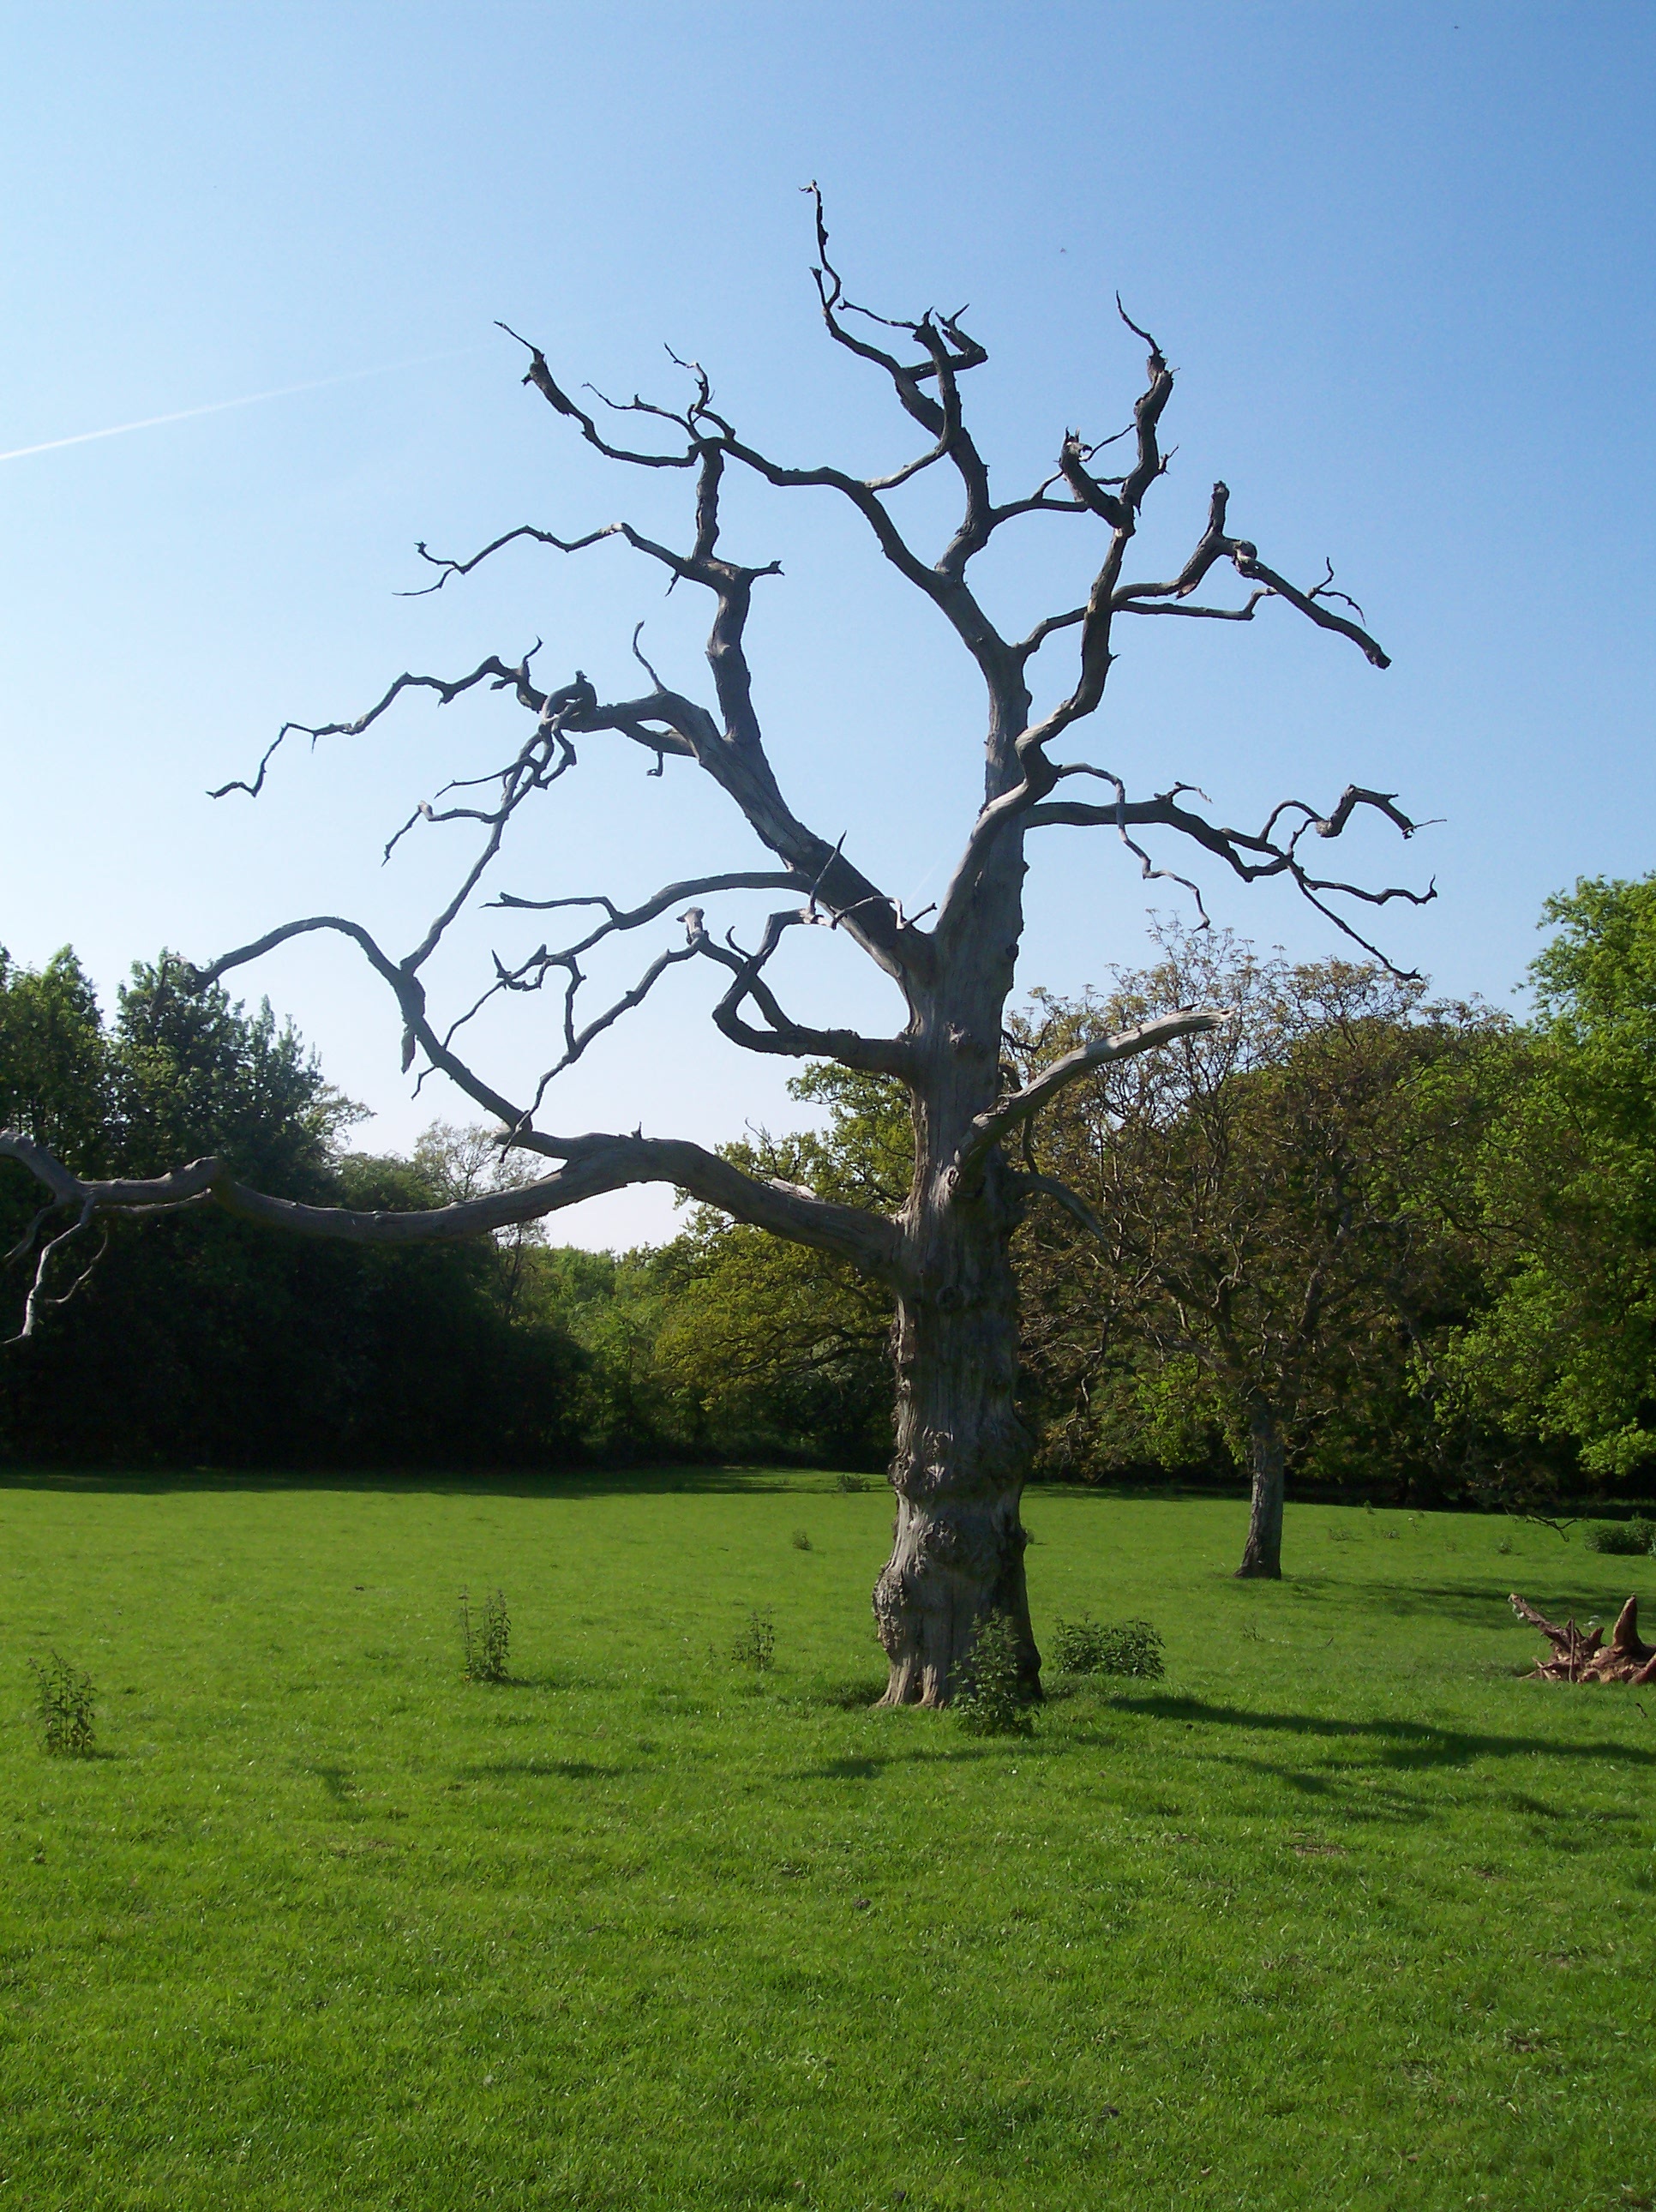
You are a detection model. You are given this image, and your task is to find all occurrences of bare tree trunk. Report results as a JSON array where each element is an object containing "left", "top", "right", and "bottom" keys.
[
  {"left": 873, "top": 1188, "right": 1037, "bottom": 1705},
  {"left": 1236, "top": 1398, "right": 1285, "bottom": 1578},
  {"left": 872, "top": 802, "right": 1041, "bottom": 1707}
]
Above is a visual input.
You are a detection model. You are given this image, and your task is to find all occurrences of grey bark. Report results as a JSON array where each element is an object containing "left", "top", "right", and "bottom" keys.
[{"left": 875, "top": 716, "right": 1043, "bottom": 1703}]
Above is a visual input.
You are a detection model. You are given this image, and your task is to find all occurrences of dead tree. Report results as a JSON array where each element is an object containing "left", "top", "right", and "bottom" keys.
[
  {"left": 0, "top": 198, "right": 1429, "bottom": 1704},
  {"left": 1509, "top": 1594, "right": 1656, "bottom": 1684}
]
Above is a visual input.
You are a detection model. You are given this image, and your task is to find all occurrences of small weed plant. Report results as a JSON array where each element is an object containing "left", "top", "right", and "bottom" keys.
[
  {"left": 729, "top": 1608, "right": 777, "bottom": 1672},
  {"left": 28, "top": 1652, "right": 95, "bottom": 1756},
  {"left": 1049, "top": 1615, "right": 1166, "bottom": 1681},
  {"left": 1585, "top": 1518, "right": 1656, "bottom": 1556},
  {"left": 956, "top": 1610, "right": 1033, "bottom": 1737},
  {"left": 833, "top": 1472, "right": 872, "bottom": 1494},
  {"left": 459, "top": 1588, "right": 511, "bottom": 1682},
  {"left": 791, "top": 1530, "right": 813, "bottom": 1552}
]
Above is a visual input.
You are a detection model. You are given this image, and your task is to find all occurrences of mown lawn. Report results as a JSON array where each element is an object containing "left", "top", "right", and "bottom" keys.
[{"left": 2, "top": 1472, "right": 1653, "bottom": 2210}]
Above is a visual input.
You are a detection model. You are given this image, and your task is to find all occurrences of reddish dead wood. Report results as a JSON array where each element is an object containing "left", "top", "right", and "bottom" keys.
[{"left": 1509, "top": 1593, "right": 1656, "bottom": 1684}]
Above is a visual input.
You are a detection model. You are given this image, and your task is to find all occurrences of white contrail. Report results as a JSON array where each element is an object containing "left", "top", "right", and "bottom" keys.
[{"left": 0, "top": 347, "right": 478, "bottom": 466}]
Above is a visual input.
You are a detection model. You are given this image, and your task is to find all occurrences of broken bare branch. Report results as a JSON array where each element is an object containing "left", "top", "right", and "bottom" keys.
[{"left": 1020, "top": 781, "right": 1434, "bottom": 974}]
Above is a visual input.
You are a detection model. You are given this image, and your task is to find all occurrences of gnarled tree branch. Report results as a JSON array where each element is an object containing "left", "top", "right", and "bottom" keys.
[{"left": 0, "top": 1126, "right": 902, "bottom": 1289}]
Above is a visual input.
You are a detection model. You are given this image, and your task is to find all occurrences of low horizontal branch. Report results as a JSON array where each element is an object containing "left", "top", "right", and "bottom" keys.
[{"left": 0, "top": 1127, "right": 902, "bottom": 1287}]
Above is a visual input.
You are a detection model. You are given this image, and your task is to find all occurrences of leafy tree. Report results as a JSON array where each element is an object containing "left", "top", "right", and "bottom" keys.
[
  {"left": 1014, "top": 927, "right": 1501, "bottom": 1574},
  {"left": 650, "top": 1069, "right": 905, "bottom": 1465},
  {"left": 1442, "top": 876, "right": 1656, "bottom": 1485},
  {"left": 520, "top": 1243, "right": 699, "bottom": 1462},
  {"left": 113, "top": 958, "right": 356, "bottom": 1193},
  {"left": 0, "top": 947, "right": 111, "bottom": 1175}
]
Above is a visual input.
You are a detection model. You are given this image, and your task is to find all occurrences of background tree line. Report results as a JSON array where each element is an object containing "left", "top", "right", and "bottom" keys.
[{"left": 4, "top": 872, "right": 1654, "bottom": 1501}]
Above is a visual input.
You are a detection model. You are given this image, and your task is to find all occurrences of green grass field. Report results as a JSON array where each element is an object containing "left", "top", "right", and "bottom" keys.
[{"left": 2, "top": 1472, "right": 1653, "bottom": 2211}]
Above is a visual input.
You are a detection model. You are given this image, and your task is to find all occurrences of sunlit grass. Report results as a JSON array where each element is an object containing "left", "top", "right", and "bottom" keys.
[{"left": 3, "top": 1472, "right": 1653, "bottom": 2209}]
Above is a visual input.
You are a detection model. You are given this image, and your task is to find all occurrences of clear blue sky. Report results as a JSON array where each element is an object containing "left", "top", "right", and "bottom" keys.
[{"left": 3, "top": 3, "right": 1651, "bottom": 1243}]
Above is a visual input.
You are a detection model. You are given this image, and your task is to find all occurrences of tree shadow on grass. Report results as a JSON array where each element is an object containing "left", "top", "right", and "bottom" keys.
[
  {"left": 1108, "top": 1692, "right": 1656, "bottom": 1771},
  {"left": 792, "top": 1738, "right": 1069, "bottom": 1782},
  {"left": 798, "top": 1678, "right": 890, "bottom": 1710},
  {"left": 1321, "top": 1578, "right": 1649, "bottom": 1631},
  {"left": 0, "top": 1464, "right": 837, "bottom": 1500},
  {"left": 460, "top": 1758, "right": 634, "bottom": 1782}
]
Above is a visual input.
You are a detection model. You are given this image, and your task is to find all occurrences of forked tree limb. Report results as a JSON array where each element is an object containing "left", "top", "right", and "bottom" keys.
[{"left": 1019, "top": 782, "right": 1435, "bottom": 975}]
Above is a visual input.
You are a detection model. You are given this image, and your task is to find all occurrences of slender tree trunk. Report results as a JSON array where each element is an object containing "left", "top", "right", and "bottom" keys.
[{"left": 1236, "top": 1398, "right": 1285, "bottom": 1578}]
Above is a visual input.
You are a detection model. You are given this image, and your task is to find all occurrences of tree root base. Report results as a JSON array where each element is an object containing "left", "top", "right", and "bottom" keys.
[{"left": 1509, "top": 1592, "right": 1656, "bottom": 1684}]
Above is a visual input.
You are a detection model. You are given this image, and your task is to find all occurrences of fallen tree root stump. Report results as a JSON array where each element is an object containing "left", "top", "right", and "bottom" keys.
[{"left": 1509, "top": 1592, "right": 1656, "bottom": 1684}]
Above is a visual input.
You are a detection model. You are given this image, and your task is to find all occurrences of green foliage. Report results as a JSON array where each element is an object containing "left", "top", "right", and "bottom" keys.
[
  {"left": 604, "top": 1065, "right": 909, "bottom": 1469},
  {"left": 1440, "top": 875, "right": 1656, "bottom": 1488},
  {"left": 728, "top": 1607, "right": 777, "bottom": 1671},
  {"left": 955, "top": 1609, "right": 1034, "bottom": 1735},
  {"left": 3, "top": 1477, "right": 1655, "bottom": 2205},
  {"left": 834, "top": 1471, "right": 873, "bottom": 1493},
  {"left": 791, "top": 1529, "right": 813, "bottom": 1551},
  {"left": 1049, "top": 1614, "right": 1165, "bottom": 1680},
  {"left": 0, "top": 947, "right": 111, "bottom": 1168},
  {"left": 458, "top": 1588, "right": 511, "bottom": 1682},
  {"left": 520, "top": 1244, "right": 693, "bottom": 1459},
  {"left": 1015, "top": 924, "right": 1512, "bottom": 1505},
  {"left": 114, "top": 957, "right": 355, "bottom": 1193},
  {"left": 27, "top": 1650, "right": 94, "bottom": 1755},
  {"left": 16, "top": 890, "right": 1656, "bottom": 1506},
  {"left": 1583, "top": 1518, "right": 1656, "bottom": 1556}
]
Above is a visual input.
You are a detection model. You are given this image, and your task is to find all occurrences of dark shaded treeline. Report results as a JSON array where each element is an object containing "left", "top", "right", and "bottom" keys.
[
  {"left": 0, "top": 954, "right": 581, "bottom": 1467},
  {"left": 5, "top": 874, "right": 1655, "bottom": 1497}
]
